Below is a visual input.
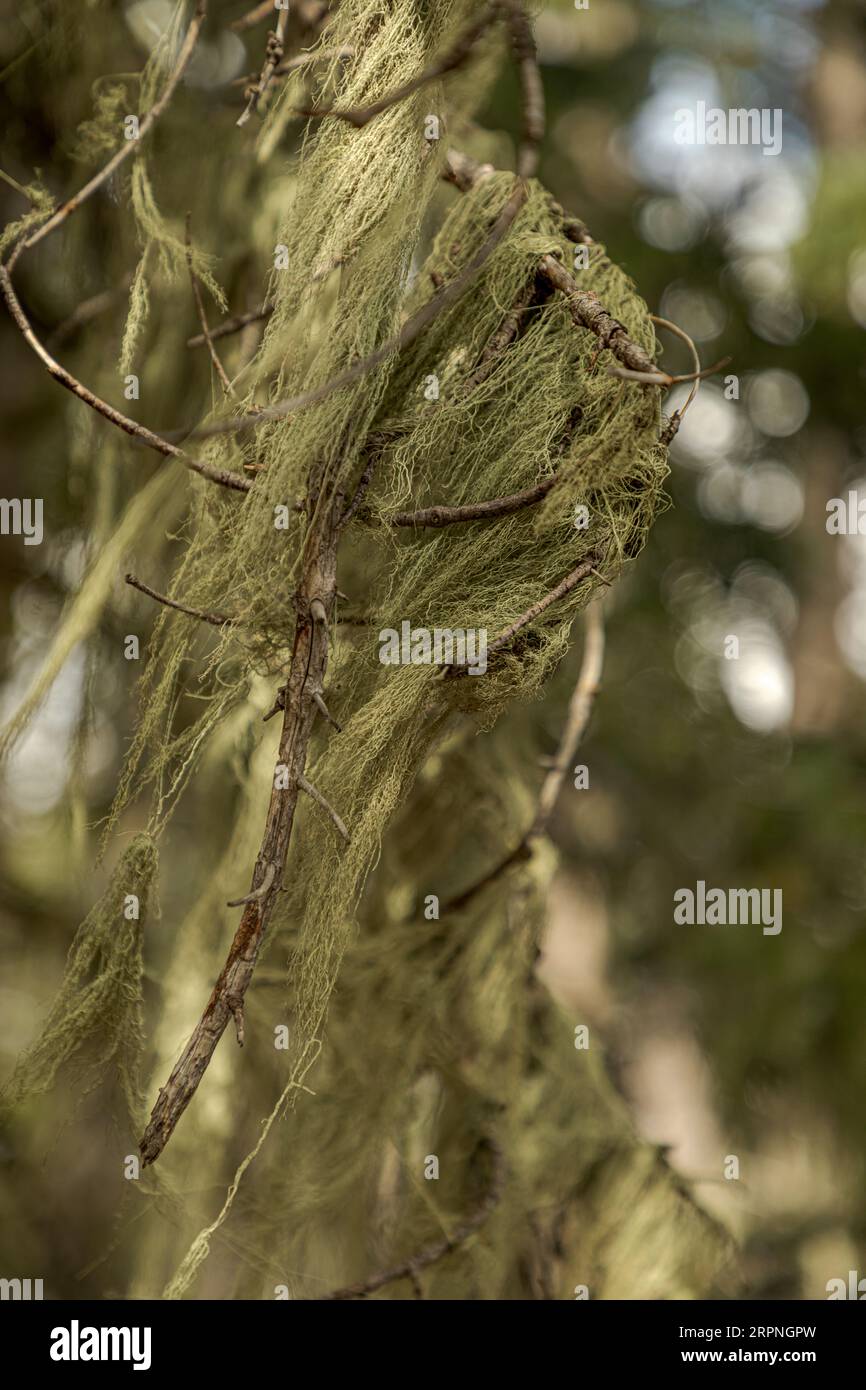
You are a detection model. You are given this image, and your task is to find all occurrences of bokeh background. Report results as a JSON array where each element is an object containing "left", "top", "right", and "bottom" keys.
[{"left": 1, "top": 0, "right": 864, "bottom": 1298}]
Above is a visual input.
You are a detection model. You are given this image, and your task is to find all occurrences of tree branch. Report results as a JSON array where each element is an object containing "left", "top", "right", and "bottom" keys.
[{"left": 138, "top": 489, "right": 343, "bottom": 1166}]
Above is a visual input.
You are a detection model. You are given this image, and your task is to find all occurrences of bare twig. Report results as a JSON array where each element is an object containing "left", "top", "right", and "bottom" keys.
[
  {"left": 185, "top": 213, "right": 235, "bottom": 396},
  {"left": 530, "top": 600, "right": 604, "bottom": 836},
  {"left": 605, "top": 356, "right": 730, "bottom": 388},
  {"left": 311, "top": 689, "right": 341, "bottom": 731},
  {"left": 651, "top": 314, "right": 704, "bottom": 445},
  {"left": 321, "top": 1139, "right": 506, "bottom": 1300},
  {"left": 237, "top": 6, "right": 291, "bottom": 128},
  {"left": 231, "top": 0, "right": 327, "bottom": 34},
  {"left": 503, "top": 0, "right": 545, "bottom": 179},
  {"left": 227, "top": 863, "right": 276, "bottom": 909},
  {"left": 187, "top": 303, "right": 273, "bottom": 349},
  {"left": 11, "top": 0, "right": 208, "bottom": 266},
  {"left": 230, "top": 0, "right": 278, "bottom": 32},
  {"left": 125, "top": 573, "right": 235, "bottom": 627},
  {"left": 0, "top": 267, "right": 250, "bottom": 494}
]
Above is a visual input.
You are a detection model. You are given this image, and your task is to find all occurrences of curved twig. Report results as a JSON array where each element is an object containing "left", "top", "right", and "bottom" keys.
[
  {"left": 650, "top": 313, "right": 704, "bottom": 445},
  {"left": 0, "top": 267, "right": 250, "bottom": 493}
]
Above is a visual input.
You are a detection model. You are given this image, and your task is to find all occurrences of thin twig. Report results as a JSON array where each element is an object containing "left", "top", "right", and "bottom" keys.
[
  {"left": 389, "top": 475, "right": 557, "bottom": 529},
  {"left": 230, "top": 0, "right": 278, "bottom": 32},
  {"left": 485, "top": 556, "right": 598, "bottom": 661},
  {"left": 237, "top": 6, "right": 291, "bottom": 128},
  {"left": 227, "top": 863, "right": 276, "bottom": 908},
  {"left": 298, "top": 774, "right": 351, "bottom": 843},
  {"left": 0, "top": 267, "right": 250, "bottom": 493},
  {"left": 503, "top": 0, "right": 545, "bottom": 179},
  {"left": 231, "top": 46, "right": 356, "bottom": 88},
  {"left": 530, "top": 600, "right": 604, "bottom": 836},
  {"left": 605, "top": 356, "right": 730, "bottom": 388},
  {"left": 321, "top": 1140, "right": 506, "bottom": 1300},
  {"left": 185, "top": 213, "right": 235, "bottom": 396},
  {"left": 651, "top": 314, "right": 704, "bottom": 445},
  {"left": 187, "top": 303, "right": 273, "bottom": 349},
  {"left": 125, "top": 573, "right": 235, "bottom": 628},
  {"left": 444, "top": 602, "right": 605, "bottom": 914},
  {"left": 231, "top": 0, "right": 327, "bottom": 34},
  {"left": 11, "top": 0, "right": 208, "bottom": 266}
]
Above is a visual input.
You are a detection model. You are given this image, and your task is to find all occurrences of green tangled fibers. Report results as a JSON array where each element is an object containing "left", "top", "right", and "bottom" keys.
[
  {"left": 0, "top": 0, "right": 715, "bottom": 1298},
  {"left": 96, "top": 0, "right": 667, "bottom": 1180},
  {"left": 69, "top": 81, "right": 130, "bottom": 164},
  {"left": 0, "top": 834, "right": 158, "bottom": 1130},
  {"left": 0, "top": 179, "right": 54, "bottom": 258}
]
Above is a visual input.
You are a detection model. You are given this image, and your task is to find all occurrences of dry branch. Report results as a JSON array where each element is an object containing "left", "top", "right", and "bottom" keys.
[{"left": 139, "top": 485, "right": 343, "bottom": 1165}]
